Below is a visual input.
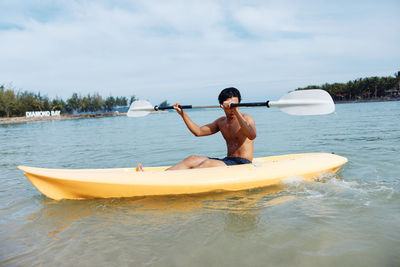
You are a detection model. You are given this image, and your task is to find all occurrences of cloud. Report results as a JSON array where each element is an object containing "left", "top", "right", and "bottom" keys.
[{"left": 0, "top": 0, "right": 399, "bottom": 104}]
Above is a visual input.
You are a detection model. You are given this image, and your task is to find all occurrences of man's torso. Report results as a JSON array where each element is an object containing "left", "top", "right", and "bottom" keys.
[{"left": 216, "top": 113, "right": 254, "bottom": 161}]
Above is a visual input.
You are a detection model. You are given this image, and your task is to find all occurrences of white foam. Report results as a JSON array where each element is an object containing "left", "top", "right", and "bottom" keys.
[{"left": 281, "top": 177, "right": 305, "bottom": 185}]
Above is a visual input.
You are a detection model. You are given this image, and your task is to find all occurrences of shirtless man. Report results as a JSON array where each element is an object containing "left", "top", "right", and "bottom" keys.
[{"left": 137, "top": 87, "right": 256, "bottom": 171}]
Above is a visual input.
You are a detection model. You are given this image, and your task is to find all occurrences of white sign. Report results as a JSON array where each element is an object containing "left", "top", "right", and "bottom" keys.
[{"left": 26, "top": 110, "right": 61, "bottom": 118}]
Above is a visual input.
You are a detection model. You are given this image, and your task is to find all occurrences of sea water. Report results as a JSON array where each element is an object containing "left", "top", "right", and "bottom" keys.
[{"left": 1, "top": 101, "right": 399, "bottom": 266}]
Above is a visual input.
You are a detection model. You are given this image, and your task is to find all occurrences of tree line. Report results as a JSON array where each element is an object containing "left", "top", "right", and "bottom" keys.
[
  {"left": 297, "top": 72, "right": 400, "bottom": 101},
  {"left": 3, "top": 72, "right": 398, "bottom": 117},
  {"left": 0, "top": 86, "right": 137, "bottom": 117}
]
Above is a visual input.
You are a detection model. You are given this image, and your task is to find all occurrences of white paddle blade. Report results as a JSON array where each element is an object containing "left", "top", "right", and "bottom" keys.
[
  {"left": 269, "top": 89, "right": 335, "bottom": 116},
  {"left": 127, "top": 100, "right": 154, "bottom": 117}
]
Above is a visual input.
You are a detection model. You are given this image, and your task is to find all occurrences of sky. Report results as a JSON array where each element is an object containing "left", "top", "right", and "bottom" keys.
[{"left": 0, "top": 0, "right": 399, "bottom": 105}]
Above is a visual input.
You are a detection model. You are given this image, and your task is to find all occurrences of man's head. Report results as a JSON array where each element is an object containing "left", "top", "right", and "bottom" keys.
[{"left": 218, "top": 87, "right": 241, "bottom": 105}]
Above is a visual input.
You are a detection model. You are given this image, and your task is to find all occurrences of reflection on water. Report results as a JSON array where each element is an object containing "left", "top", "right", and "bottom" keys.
[{"left": 29, "top": 185, "right": 293, "bottom": 237}]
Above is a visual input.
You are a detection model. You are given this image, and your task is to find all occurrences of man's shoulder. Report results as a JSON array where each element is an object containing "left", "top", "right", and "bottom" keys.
[
  {"left": 241, "top": 113, "right": 255, "bottom": 121},
  {"left": 215, "top": 116, "right": 226, "bottom": 124}
]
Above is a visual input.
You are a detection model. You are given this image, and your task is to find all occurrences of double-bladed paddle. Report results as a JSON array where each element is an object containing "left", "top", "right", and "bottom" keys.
[{"left": 127, "top": 89, "right": 335, "bottom": 117}]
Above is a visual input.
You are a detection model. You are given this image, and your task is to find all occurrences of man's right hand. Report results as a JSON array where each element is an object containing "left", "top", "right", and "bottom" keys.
[{"left": 173, "top": 103, "right": 184, "bottom": 116}]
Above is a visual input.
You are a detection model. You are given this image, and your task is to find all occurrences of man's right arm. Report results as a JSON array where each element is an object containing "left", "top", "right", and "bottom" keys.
[{"left": 173, "top": 103, "right": 220, "bottom": 137}]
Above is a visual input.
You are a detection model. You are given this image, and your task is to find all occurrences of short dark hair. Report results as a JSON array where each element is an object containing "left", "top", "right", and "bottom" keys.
[{"left": 218, "top": 87, "right": 241, "bottom": 104}]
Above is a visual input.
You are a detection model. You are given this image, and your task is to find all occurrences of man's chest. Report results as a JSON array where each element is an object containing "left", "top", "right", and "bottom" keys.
[{"left": 219, "top": 121, "right": 243, "bottom": 140}]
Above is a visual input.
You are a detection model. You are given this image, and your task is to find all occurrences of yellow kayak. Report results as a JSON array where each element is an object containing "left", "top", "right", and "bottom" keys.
[{"left": 18, "top": 153, "right": 347, "bottom": 200}]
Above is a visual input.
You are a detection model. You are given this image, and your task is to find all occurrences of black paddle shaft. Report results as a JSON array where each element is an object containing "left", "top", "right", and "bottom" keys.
[
  {"left": 154, "top": 105, "right": 193, "bottom": 111},
  {"left": 154, "top": 101, "right": 270, "bottom": 111},
  {"left": 231, "top": 102, "right": 270, "bottom": 108}
]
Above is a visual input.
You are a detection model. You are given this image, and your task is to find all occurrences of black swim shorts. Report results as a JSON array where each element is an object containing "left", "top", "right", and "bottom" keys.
[{"left": 208, "top": 157, "right": 252, "bottom": 166}]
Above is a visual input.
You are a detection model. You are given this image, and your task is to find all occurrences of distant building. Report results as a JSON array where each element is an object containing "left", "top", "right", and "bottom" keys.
[
  {"left": 385, "top": 89, "right": 399, "bottom": 98},
  {"left": 113, "top": 106, "right": 129, "bottom": 113}
]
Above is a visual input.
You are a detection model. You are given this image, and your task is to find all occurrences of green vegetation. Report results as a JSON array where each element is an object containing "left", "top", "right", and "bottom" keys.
[
  {"left": 2, "top": 71, "right": 398, "bottom": 117},
  {"left": 158, "top": 100, "right": 170, "bottom": 107},
  {"left": 0, "top": 85, "right": 137, "bottom": 117},
  {"left": 297, "top": 71, "right": 400, "bottom": 101}
]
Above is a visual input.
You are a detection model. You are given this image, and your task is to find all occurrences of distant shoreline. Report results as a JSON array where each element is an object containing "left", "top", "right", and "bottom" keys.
[
  {"left": 1, "top": 99, "right": 399, "bottom": 125},
  {"left": 0, "top": 112, "right": 127, "bottom": 125},
  {"left": 0, "top": 110, "right": 169, "bottom": 125},
  {"left": 335, "top": 98, "right": 400, "bottom": 104}
]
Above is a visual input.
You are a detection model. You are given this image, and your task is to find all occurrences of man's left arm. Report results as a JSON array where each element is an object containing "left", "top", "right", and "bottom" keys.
[{"left": 233, "top": 110, "right": 257, "bottom": 140}]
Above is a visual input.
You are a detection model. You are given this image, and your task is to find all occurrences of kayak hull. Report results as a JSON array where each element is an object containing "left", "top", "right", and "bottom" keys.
[{"left": 18, "top": 153, "right": 348, "bottom": 200}]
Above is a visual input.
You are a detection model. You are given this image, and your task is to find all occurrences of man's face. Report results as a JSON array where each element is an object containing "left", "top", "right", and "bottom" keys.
[{"left": 222, "top": 97, "right": 239, "bottom": 120}]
